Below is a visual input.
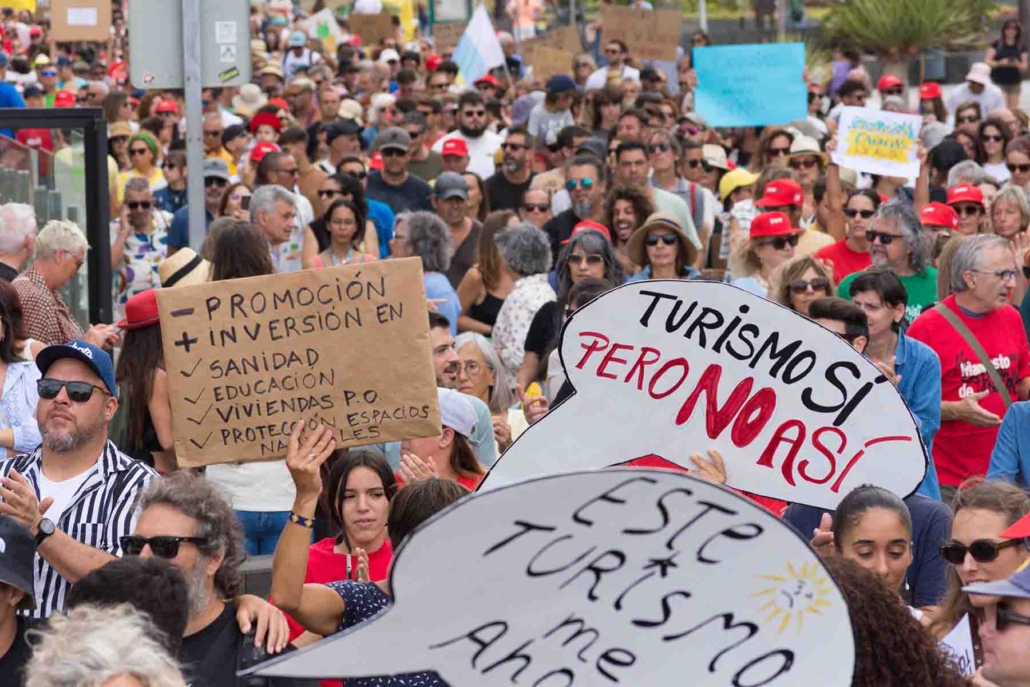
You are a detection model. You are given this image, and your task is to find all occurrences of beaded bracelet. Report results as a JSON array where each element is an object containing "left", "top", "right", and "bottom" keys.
[{"left": 289, "top": 512, "right": 315, "bottom": 529}]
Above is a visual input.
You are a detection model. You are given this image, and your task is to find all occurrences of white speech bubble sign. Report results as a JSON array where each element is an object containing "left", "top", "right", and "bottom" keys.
[
  {"left": 479, "top": 281, "right": 927, "bottom": 509},
  {"left": 250, "top": 468, "right": 855, "bottom": 684}
]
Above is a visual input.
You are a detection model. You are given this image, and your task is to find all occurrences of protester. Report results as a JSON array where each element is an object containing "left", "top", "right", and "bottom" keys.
[
  {"left": 456, "top": 210, "right": 517, "bottom": 336},
  {"left": 366, "top": 127, "right": 433, "bottom": 214},
  {"left": 732, "top": 211, "right": 801, "bottom": 297},
  {"left": 832, "top": 485, "right": 915, "bottom": 601},
  {"left": 316, "top": 199, "right": 377, "bottom": 267},
  {"left": 519, "top": 187, "right": 553, "bottom": 229},
  {"left": 118, "top": 131, "right": 166, "bottom": 202},
  {"left": 455, "top": 333, "right": 526, "bottom": 454},
  {"left": 543, "top": 154, "right": 608, "bottom": 262},
  {"left": 485, "top": 127, "right": 535, "bottom": 212},
  {"left": 401, "top": 111, "right": 443, "bottom": 182},
  {"left": 492, "top": 222, "right": 555, "bottom": 376},
  {"left": 987, "top": 18, "right": 1028, "bottom": 109},
  {"left": 775, "top": 255, "right": 835, "bottom": 316},
  {"left": 626, "top": 211, "right": 701, "bottom": 283},
  {"left": 613, "top": 141, "right": 701, "bottom": 252},
  {"left": 815, "top": 178, "right": 879, "bottom": 284},
  {"left": 0, "top": 516, "right": 35, "bottom": 684},
  {"left": 0, "top": 204, "right": 36, "bottom": 284},
  {"left": 431, "top": 91, "right": 503, "bottom": 179}
]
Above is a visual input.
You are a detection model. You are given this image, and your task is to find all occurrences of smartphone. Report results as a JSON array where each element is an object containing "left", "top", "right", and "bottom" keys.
[{"left": 241, "top": 195, "right": 251, "bottom": 211}]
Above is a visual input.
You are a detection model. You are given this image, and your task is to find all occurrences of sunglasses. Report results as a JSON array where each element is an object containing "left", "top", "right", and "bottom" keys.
[
  {"left": 684, "top": 159, "right": 714, "bottom": 173},
  {"left": 523, "top": 203, "right": 549, "bottom": 213},
  {"left": 380, "top": 148, "right": 406, "bottom": 157},
  {"left": 604, "top": 48, "right": 622, "bottom": 55},
  {"left": 758, "top": 235, "right": 799, "bottom": 250},
  {"left": 344, "top": 170, "right": 366, "bottom": 180},
  {"left": 37, "top": 379, "right": 107, "bottom": 403},
  {"left": 866, "top": 230, "right": 903, "bottom": 245},
  {"left": 127, "top": 201, "right": 152, "bottom": 210},
  {"left": 953, "top": 204, "right": 982, "bottom": 217},
  {"left": 566, "top": 178, "right": 595, "bottom": 191},
  {"left": 790, "top": 277, "right": 829, "bottom": 293},
  {"left": 162, "top": 163, "right": 178, "bottom": 171},
  {"left": 646, "top": 233, "right": 679, "bottom": 247},
  {"left": 983, "top": 134, "right": 1005, "bottom": 143},
  {"left": 882, "top": 87, "right": 903, "bottom": 96},
  {"left": 957, "top": 115, "right": 980, "bottom": 124},
  {"left": 110, "top": 136, "right": 128, "bottom": 145},
  {"left": 843, "top": 208, "right": 876, "bottom": 219},
  {"left": 121, "top": 535, "right": 209, "bottom": 559},
  {"left": 129, "top": 147, "right": 150, "bottom": 156},
  {"left": 40, "top": 69, "right": 56, "bottom": 77},
  {"left": 939, "top": 538, "right": 1023, "bottom": 565},
  {"left": 501, "top": 142, "right": 527, "bottom": 151},
  {"left": 1008, "top": 163, "right": 1030, "bottom": 173},
  {"left": 318, "top": 189, "right": 341, "bottom": 199},
  {"left": 650, "top": 142, "right": 671, "bottom": 154},
  {"left": 463, "top": 109, "right": 487, "bottom": 118},
  {"left": 768, "top": 147, "right": 791, "bottom": 156},
  {"left": 568, "top": 254, "right": 604, "bottom": 266},
  {"left": 790, "top": 158, "right": 820, "bottom": 170},
  {"left": 996, "top": 602, "right": 1030, "bottom": 632},
  {"left": 204, "top": 177, "right": 229, "bottom": 187}
]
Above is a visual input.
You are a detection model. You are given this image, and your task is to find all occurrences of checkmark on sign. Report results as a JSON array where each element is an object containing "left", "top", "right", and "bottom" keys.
[
  {"left": 180, "top": 359, "right": 203, "bottom": 378},
  {"left": 187, "top": 404, "right": 213, "bottom": 425},
  {"left": 190, "top": 432, "right": 214, "bottom": 450},
  {"left": 184, "top": 388, "right": 206, "bottom": 405}
]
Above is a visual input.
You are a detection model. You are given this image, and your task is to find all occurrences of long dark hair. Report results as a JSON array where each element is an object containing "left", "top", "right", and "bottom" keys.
[
  {"left": 210, "top": 220, "right": 274, "bottom": 281},
  {"left": 462, "top": 171, "right": 490, "bottom": 223},
  {"left": 325, "top": 449, "right": 398, "bottom": 552},
  {"left": 450, "top": 432, "right": 484, "bottom": 479},
  {"left": 0, "top": 281, "right": 27, "bottom": 363},
  {"left": 555, "top": 231, "right": 624, "bottom": 310},
  {"left": 976, "top": 117, "right": 1012, "bottom": 164},
  {"left": 115, "top": 324, "right": 164, "bottom": 450},
  {"left": 321, "top": 199, "right": 367, "bottom": 250}
]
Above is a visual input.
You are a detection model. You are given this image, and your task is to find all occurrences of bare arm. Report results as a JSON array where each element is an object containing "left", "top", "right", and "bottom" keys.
[
  {"left": 826, "top": 160, "right": 846, "bottom": 242},
  {"left": 517, "top": 351, "right": 541, "bottom": 391},
  {"left": 913, "top": 145, "right": 931, "bottom": 214},
  {"left": 363, "top": 219, "right": 379, "bottom": 258},
  {"left": 985, "top": 47, "right": 999, "bottom": 69},
  {"left": 456, "top": 268, "right": 491, "bottom": 335},
  {"left": 38, "top": 530, "right": 117, "bottom": 584},
  {"left": 148, "top": 368, "right": 175, "bottom": 452}
]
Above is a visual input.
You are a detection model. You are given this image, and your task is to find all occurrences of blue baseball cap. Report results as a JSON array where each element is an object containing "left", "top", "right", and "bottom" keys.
[
  {"left": 963, "top": 559, "right": 1030, "bottom": 600},
  {"left": 36, "top": 339, "right": 117, "bottom": 396}
]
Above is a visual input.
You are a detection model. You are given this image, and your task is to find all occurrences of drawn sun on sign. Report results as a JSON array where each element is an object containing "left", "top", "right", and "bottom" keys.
[{"left": 751, "top": 561, "right": 835, "bottom": 634}]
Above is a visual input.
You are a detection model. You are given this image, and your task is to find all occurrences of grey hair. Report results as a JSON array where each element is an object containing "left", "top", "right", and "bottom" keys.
[
  {"left": 556, "top": 230, "right": 624, "bottom": 307},
  {"left": 0, "top": 203, "right": 36, "bottom": 254},
  {"left": 950, "top": 233, "right": 1013, "bottom": 293},
  {"left": 123, "top": 176, "right": 152, "bottom": 197},
  {"left": 34, "top": 219, "right": 89, "bottom": 261},
  {"left": 454, "top": 332, "right": 517, "bottom": 414},
  {"left": 874, "top": 201, "right": 932, "bottom": 273},
  {"left": 947, "top": 160, "right": 986, "bottom": 188},
  {"left": 136, "top": 471, "right": 245, "bottom": 600},
  {"left": 368, "top": 93, "right": 395, "bottom": 126},
  {"left": 495, "top": 221, "right": 553, "bottom": 276},
  {"left": 26, "top": 604, "right": 186, "bottom": 687},
  {"left": 990, "top": 185, "right": 1030, "bottom": 231},
  {"left": 405, "top": 210, "right": 453, "bottom": 272},
  {"left": 249, "top": 184, "right": 296, "bottom": 224}
]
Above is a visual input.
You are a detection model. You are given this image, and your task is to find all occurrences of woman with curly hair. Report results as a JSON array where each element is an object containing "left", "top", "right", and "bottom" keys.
[
  {"left": 604, "top": 184, "right": 654, "bottom": 277},
  {"left": 822, "top": 556, "right": 970, "bottom": 687},
  {"left": 749, "top": 127, "right": 793, "bottom": 173}
]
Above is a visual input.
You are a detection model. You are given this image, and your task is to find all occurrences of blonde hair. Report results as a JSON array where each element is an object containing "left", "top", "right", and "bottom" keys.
[
  {"left": 935, "top": 234, "right": 971, "bottom": 301},
  {"left": 33, "top": 219, "right": 89, "bottom": 261},
  {"left": 990, "top": 185, "right": 1030, "bottom": 233},
  {"left": 26, "top": 604, "right": 187, "bottom": 687},
  {"left": 774, "top": 255, "right": 836, "bottom": 309}
]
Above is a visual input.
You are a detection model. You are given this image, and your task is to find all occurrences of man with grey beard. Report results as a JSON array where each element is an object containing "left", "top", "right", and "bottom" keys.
[
  {"left": 130, "top": 471, "right": 315, "bottom": 687},
  {"left": 0, "top": 339, "right": 156, "bottom": 618},
  {"left": 485, "top": 127, "right": 536, "bottom": 212}
]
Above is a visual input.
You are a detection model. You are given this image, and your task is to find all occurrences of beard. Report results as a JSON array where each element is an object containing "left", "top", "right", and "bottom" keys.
[
  {"left": 41, "top": 406, "right": 105, "bottom": 453},
  {"left": 502, "top": 158, "right": 523, "bottom": 175},
  {"left": 459, "top": 122, "right": 486, "bottom": 138},
  {"left": 187, "top": 555, "right": 213, "bottom": 617},
  {"left": 574, "top": 200, "right": 594, "bottom": 219},
  {"left": 437, "top": 362, "right": 460, "bottom": 389}
]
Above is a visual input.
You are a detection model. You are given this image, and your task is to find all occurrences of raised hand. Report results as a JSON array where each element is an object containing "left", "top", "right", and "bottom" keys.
[{"left": 285, "top": 421, "right": 337, "bottom": 498}]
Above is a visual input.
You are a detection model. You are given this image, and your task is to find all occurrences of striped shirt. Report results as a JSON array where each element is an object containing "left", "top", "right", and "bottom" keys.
[{"left": 0, "top": 441, "right": 157, "bottom": 618}]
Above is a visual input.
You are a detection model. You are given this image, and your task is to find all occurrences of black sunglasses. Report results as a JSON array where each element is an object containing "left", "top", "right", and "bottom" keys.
[
  {"left": 1008, "top": 163, "right": 1030, "bottom": 173},
  {"left": 344, "top": 170, "right": 366, "bottom": 180},
  {"left": 843, "top": 208, "right": 876, "bottom": 219},
  {"left": 790, "top": 277, "right": 829, "bottom": 294},
  {"left": 127, "top": 201, "right": 152, "bottom": 210},
  {"left": 983, "top": 134, "right": 1005, "bottom": 143},
  {"left": 110, "top": 136, "right": 128, "bottom": 145},
  {"left": 790, "top": 158, "right": 820, "bottom": 170},
  {"left": 204, "top": 177, "right": 229, "bottom": 187},
  {"left": 129, "top": 147, "right": 150, "bottom": 156},
  {"left": 162, "top": 163, "right": 178, "bottom": 171},
  {"left": 501, "top": 142, "right": 527, "bottom": 151},
  {"left": 882, "top": 87, "right": 904, "bottom": 96},
  {"left": 768, "top": 147, "right": 791, "bottom": 156},
  {"left": 865, "top": 230, "right": 902, "bottom": 245},
  {"left": 996, "top": 602, "right": 1030, "bottom": 632},
  {"left": 121, "top": 535, "right": 209, "bottom": 559},
  {"left": 318, "top": 189, "right": 341, "bottom": 198},
  {"left": 38, "top": 379, "right": 108, "bottom": 403},
  {"left": 650, "top": 142, "right": 671, "bottom": 154},
  {"left": 380, "top": 148, "right": 406, "bottom": 157},
  {"left": 953, "top": 204, "right": 983, "bottom": 218},
  {"left": 522, "top": 203, "right": 549, "bottom": 212},
  {"left": 957, "top": 115, "right": 980, "bottom": 124},
  {"left": 758, "top": 235, "right": 799, "bottom": 250},
  {"left": 646, "top": 233, "right": 679, "bottom": 247},
  {"left": 940, "top": 538, "right": 1023, "bottom": 565}
]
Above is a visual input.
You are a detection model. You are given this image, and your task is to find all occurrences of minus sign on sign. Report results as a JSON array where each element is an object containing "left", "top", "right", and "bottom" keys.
[{"left": 171, "top": 308, "right": 195, "bottom": 318}]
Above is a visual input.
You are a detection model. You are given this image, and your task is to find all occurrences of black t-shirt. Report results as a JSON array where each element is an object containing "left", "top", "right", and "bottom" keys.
[
  {"left": 0, "top": 263, "right": 17, "bottom": 282},
  {"left": 446, "top": 221, "right": 481, "bottom": 288},
  {"left": 0, "top": 616, "right": 32, "bottom": 687},
  {"left": 485, "top": 172, "right": 535, "bottom": 212},
  {"left": 524, "top": 301, "right": 559, "bottom": 357},
  {"left": 365, "top": 170, "right": 433, "bottom": 215},
  {"left": 543, "top": 209, "right": 579, "bottom": 266}
]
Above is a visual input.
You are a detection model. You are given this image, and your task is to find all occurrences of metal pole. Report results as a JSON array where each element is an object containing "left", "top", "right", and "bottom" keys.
[
  {"left": 183, "top": 0, "right": 206, "bottom": 251},
  {"left": 776, "top": 0, "right": 786, "bottom": 41},
  {"left": 699, "top": 0, "right": 708, "bottom": 33}
]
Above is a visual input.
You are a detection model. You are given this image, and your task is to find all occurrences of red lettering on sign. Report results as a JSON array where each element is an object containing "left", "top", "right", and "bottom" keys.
[
  {"left": 798, "top": 426, "right": 845, "bottom": 485},
  {"left": 598, "top": 343, "right": 634, "bottom": 380},
  {"left": 576, "top": 332, "right": 611, "bottom": 370},
  {"left": 730, "top": 388, "right": 777, "bottom": 447},
  {"left": 625, "top": 347, "right": 662, "bottom": 391}
]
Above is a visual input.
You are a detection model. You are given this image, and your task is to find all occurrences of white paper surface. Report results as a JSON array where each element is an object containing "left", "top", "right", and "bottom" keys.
[
  {"left": 66, "top": 7, "right": 98, "bottom": 26},
  {"left": 831, "top": 106, "right": 923, "bottom": 179}
]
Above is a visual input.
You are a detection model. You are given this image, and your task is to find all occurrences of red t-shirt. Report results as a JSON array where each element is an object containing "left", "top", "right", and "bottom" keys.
[
  {"left": 814, "top": 239, "right": 872, "bottom": 285},
  {"left": 907, "top": 296, "right": 1030, "bottom": 486}
]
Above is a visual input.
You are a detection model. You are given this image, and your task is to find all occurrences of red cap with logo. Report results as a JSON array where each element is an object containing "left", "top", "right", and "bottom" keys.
[
  {"left": 755, "top": 179, "right": 804, "bottom": 208},
  {"left": 250, "top": 141, "right": 281, "bottom": 164},
  {"left": 920, "top": 202, "right": 959, "bottom": 230},
  {"left": 749, "top": 212, "right": 801, "bottom": 239},
  {"left": 947, "top": 184, "right": 986, "bottom": 208},
  {"left": 154, "top": 99, "right": 178, "bottom": 115},
  {"left": 919, "top": 82, "right": 942, "bottom": 100},
  {"left": 562, "top": 220, "right": 612, "bottom": 244},
  {"left": 441, "top": 138, "right": 469, "bottom": 157},
  {"left": 53, "top": 90, "right": 76, "bottom": 108},
  {"left": 877, "top": 74, "right": 903, "bottom": 91}
]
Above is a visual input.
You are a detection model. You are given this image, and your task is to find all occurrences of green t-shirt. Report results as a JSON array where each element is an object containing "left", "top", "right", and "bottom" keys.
[{"left": 838, "top": 266, "right": 938, "bottom": 326}]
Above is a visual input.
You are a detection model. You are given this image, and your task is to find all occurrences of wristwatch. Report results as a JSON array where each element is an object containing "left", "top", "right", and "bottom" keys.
[{"left": 36, "top": 518, "right": 55, "bottom": 545}]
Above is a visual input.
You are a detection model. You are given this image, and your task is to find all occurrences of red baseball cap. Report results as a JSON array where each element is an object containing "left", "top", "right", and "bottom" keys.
[
  {"left": 29, "top": 26, "right": 42, "bottom": 37},
  {"left": 268, "top": 97, "right": 290, "bottom": 111},
  {"left": 53, "top": 90, "right": 76, "bottom": 108},
  {"left": 426, "top": 54, "right": 443, "bottom": 72},
  {"left": 117, "top": 290, "right": 160, "bottom": 330},
  {"left": 755, "top": 179, "right": 804, "bottom": 208},
  {"left": 154, "top": 100, "right": 178, "bottom": 115},
  {"left": 369, "top": 151, "right": 384, "bottom": 170},
  {"left": 749, "top": 212, "right": 801, "bottom": 239},
  {"left": 877, "top": 74, "right": 903, "bottom": 91},
  {"left": 1003, "top": 512, "right": 1030, "bottom": 539},
  {"left": 919, "top": 82, "right": 942, "bottom": 100},
  {"left": 441, "top": 138, "right": 469, "bottom": 157},
  {"left": 947, "top": 184, "right": 985, "bottom": 208},
  {"left": 920, "top": 202, "right": 959, "bottom": 230},
  {"left": 250, "top": 141, "right": 281, "bottom": 164},
  {"left": 562, "top": 220, "right": 612, "bottom": 244},
  {"left": 475, "top": 74, "right": 498, "bottom": 87}
]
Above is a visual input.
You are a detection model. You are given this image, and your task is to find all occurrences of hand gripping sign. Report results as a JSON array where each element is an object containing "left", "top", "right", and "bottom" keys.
[
  {"left": 250, "top": 469, "right": 855, "bottom": 684},
  {"left": 481, "top": 281, "right": 928, "bottom": 509}
]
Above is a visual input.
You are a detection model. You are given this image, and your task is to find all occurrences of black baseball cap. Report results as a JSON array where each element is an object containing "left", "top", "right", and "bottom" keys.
[{"left": 0, "top": 517, "right": 37, "bottom": 609}]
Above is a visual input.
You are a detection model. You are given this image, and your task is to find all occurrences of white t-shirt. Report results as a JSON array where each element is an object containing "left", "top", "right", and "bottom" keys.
[
  {"left": 984, "top": 161, "right": 1012, "bottom": 184},
  {"left": 945, "top": 82, "right": 1006, "bottom": 125},
  {"left": 584, "top": 65, "right": 641, "bottom": 91},
  {"left": 34, "top": 467, "right": 94, "bottom": 601},
  {"left": 431, "top": 130, "right": 504, "bottom": 180},
  {"left": 282, "top": 48, "right": 322, "bottom": 81},
  {"left": 205, "top": 460, "right": 296, "bottom": 512}
]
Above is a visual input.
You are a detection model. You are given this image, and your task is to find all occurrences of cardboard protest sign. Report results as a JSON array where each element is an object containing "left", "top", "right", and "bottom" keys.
[
  {"left": 50, "top": 0, "right": 110, "bottom": 42},
  {"left": 694, "top": 43, "right": 807, "bottom": 127},
  {"left": 250, "top": 468, "right": 856, "bottom": 684},
  {"left": 832, "top": 106, "right": 923, "bottom": 179},
  {"left": 599, "top": 6, "right": 680, "bottom": 62},
  {"left": 940, "top": 614, "right": 976, "bottom": 677},
  {"left": 520, "top": 24, "right": 581, "bottom": 55},
  {"left": 523, "top": 44, "right": 574, "bottom": 82},
  {"left": 303, "top": 8, "right": 347, "bottom": 50},
  {"left": 348, "top": 12, "right": 395, "bottom": 47},
  {"left": 432, "top": 21, "right": 467, "bottom": 53},
  {"left": 480, "top": 281, "right": 928, "bottom": 509},
  {"left": 155, "top": 258, "right": 441, "bottom": 468}
]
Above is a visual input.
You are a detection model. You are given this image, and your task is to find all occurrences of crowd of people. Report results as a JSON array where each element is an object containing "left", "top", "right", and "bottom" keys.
[{"left": 2, "top": 0, "right": 1030, "bottom": 685}]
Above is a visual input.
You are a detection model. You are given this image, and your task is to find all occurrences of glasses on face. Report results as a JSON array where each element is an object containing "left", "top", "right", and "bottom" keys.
[
  {"left": 843, "top": 208, "right": 876, "bottom": 219},
  {"left": 1008, "top": 162, "right": 1030, "bottom": 173},
  {"left": 40, "top": 69, "right": 56, "bottom": 77},
  {"left": 523, "top": 203, "right": 549, "bottom": 213},
  {"left": 790, "top": 157, "right": 820, "bottom": 170},
  {"left": 278, "top": 167, "right": 300, "bottom": 176},
  {"left": 882, "top": 87, "right": 903, "bottom": 96},
  {"left": 758, "top": 235, "right": 799, "bottom": 250},
  {"left": 204, "top": 177, "right": 229, "bottom": 188},
  {"left": 939, "top": 538, "right": 1023, "bottom": 565},
  {"left": 768, "top": 147, "right": 790, "bottom": 157},
  {"left": 121, "top": 535, "right": 209, "bottom": 559},
  {"left": 568, "top": 253, "right": 604, "bottom": 267},
  {"left": 604, "top": 48, "right": 622, "bottom": 56},
  {"left": 459, "top": 360, "right": 482, "bottom": 376},
  {"left": 566, "top": 178, "right": 594, "bottom": 191},
  {"left": 973, "top": 268, "right": 1020, "bottom": 282},
  {"left": 983, "top": 134, "right": 1004, "bottom": 143},
  {"left": 127, "top": 201, "right": 152, "bottom": 210},
  {"left": 995, "top": 603, "right": 1030, "bottom": 633},
  {"left": 954, "top": 204, "right": 982, "bottom": 218},
  {"left": 957, "top": 115, "right": 980, "bottom": 124},
  {"left": 650, "top": 142, "right": 671, "bottom": 155},
  {"left": 646, "top": 233, "right": 678, "bottom": 247},
  {"left": 380, "top": 148, "right": 406, "bottom": 157},
  {"left": 110, "top": 136, "right": 128, "bottom": 145},
  {"left": 865, "top": 230, "right": 903, "bottom": 245},
  {"left": 129, "top": 147, "right": 149, "bottom": 157},
  {"left": 502, "top": 142, "right": 527, "bottom": 151},
  {"left": 345, "top": 170, "right": 366, "bottom": 180},
  {"left": 162, "top": 163, "right": 177, "bottom": 172},
  {"left": 37, "top": 379, "right": 107, "bottom": 403},
  {"left": 462, "top": 109, "right": 486, "bottom": 118},
  {"left": 318, "top": 189, "right": 341, "bottom": 199},
  {"left": 789, "top": 277, "right": 830, "bottom": 294}
]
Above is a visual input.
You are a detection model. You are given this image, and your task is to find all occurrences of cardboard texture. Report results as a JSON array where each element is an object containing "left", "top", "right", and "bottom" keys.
[
  {"left": 519, "top": 24, "right": 580, "bottom": 56},
  {"left": 50, "top": 0, "right": 110, "bottom": 42},
  {"left": 431, "top": 21, "right": 467, "bottom": 53},
  {"left": 349, "top": 12, "right": 395, "bottom": 47},
  {"left": 156, "top": 258, "right": 441, "bottom": 468},
  {"left": 523, "top": 44, "right": 573, "bottom": 82},
  {"left": 599, "top": 7, "right": 681, "bottom": 62}
]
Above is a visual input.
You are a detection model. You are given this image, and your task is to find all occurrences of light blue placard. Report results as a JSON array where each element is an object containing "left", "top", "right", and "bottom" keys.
[{"left": 694, "top": 43, "right": 807, "bottom": 127}]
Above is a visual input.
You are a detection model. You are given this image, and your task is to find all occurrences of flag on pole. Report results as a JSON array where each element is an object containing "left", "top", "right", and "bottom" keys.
[{"left": 452, "top": 4, "right": 505, "bottom": 85}]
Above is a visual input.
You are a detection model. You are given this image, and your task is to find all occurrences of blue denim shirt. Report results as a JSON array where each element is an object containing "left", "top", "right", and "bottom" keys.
[
  {"left": 988, "top": 401, "right": 1030, "bottom": 487},
  {"left": 895, "top": 333, "right": 942, "bottom": 500},
  {"left": 0, "top": 362, "right": 42, "bottom": 460},
  {"left": 626, "top": 265, "right": 702, "bottom": 283}
]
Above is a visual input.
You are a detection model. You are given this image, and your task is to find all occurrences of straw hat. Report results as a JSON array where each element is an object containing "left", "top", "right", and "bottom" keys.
[
  {"left": 627, "top": 212, "right": 698, "bottom": 269},
  {"left": 159, "top": 248, "right": 211, "bottom": 288},
  {"left": 788, "top": 135, "right": 827, "bottom": 164},
  {"left": 232, "top": 83, "right": 267, "bottom": 117}
]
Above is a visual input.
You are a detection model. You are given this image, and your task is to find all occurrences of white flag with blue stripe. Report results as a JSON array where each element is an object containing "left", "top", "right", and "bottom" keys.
[{"left": 452, "top": 4, "right": 505, "bottom": 85}]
